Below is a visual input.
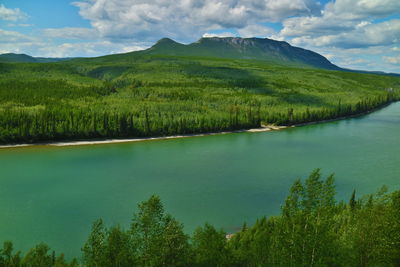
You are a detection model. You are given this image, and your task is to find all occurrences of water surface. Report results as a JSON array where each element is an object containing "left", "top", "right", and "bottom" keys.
[{"left": 0, "top": 102, "right": 399, "bottom": 257}]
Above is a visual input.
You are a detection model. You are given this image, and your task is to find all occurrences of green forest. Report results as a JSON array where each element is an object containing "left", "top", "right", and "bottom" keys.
[
  {"left": 1, "top": 169, "right": 399, "bottom": 266},
  {"left": 1, "top": 52, "right": 399, "bottom": 144}
]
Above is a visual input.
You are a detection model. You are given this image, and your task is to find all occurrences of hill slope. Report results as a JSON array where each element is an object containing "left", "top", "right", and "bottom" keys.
[
  {"left": 0, "top": 37, "right": 399, "bottom": 144},
  {"left": 0, "top": 53, "right": 38, "bottom": 63},
  {"left": 0, "top": 53, "right": 74, "bottom": 63},
  {"left": 144, "top": 37, "right": 340, "bottom": 70}
]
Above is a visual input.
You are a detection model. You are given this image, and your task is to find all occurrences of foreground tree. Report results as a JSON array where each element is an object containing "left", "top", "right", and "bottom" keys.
[
  {"left": 4, "top": 169, "right": 400, "bottom": 266},
  {"left": 130, "top": 195, "right": 190, "bottom": 266},
  {"left": 192, "top": 223, "right": 232, "bottom": 266}
]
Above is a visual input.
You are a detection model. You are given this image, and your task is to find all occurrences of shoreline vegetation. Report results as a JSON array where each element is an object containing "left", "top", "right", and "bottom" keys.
[
  {"left": 1, "top": 51, "right": 400, "bottom": 148},
  {"left": 0, "top": 125, "right": 288, "bottom": 149},
  {"left": 1, "top": 169, "right": 400, "bottom": 266},
  {"left": 0, "top": 100, "right": 396, "bottom": 149}
]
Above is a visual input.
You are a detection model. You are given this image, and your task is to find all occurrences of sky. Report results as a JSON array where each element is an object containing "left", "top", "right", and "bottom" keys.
[{"left": 0, "top": 0, "right": 399, "bottom": 73}]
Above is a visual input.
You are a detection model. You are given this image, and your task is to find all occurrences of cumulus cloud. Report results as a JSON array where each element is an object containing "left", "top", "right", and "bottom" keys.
[
  {"left": 383, "top": 56, "right": 400, "bottom": 64},
  {"left": 0, "top": 29, "right": 36, "bottom": 43},
  {"left": 0, "top": 28, "right": 148, "bottom": 57},
  {"left": 289, "top": 44, "right": 400, "bottom": 73},
  {"left": 237, "top": 24, "right": 275, "bottom": 38},
  {"left": 323, "top": 0, "right": 400, "bottom": 20},
  {"left": 281, "top": 16, "right": 355, "bottom": 37},
  {"left": 290, "top": 19, "right": 400, "bottom": 48},
  {"left": 1, "top": 0, "right": 398, "bottom": 73},
  {"left": 73, "top": 0, "right": 320, "bottom": 41},
  {"left": 280, "top": 0, "right": 400, "bottom": 39},
  {"left": 35, "top": 41, "right": 147, "bottom": 58},
  {"left": 0, "top": 4, "right": 28, "bottom": 21},
  {"left": 279, "top": 0, "right": 400, "bottom": 53},
  {"left": 43, "top": 27, "right": 99, "bottom": 40},
  {"left": 202, "top": 32, "right": 236, "bottom": 38}
]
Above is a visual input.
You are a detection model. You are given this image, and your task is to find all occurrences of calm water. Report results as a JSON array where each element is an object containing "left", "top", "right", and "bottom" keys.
[{"left": 0, "top": 102, "right": 399, "bottom": 257}]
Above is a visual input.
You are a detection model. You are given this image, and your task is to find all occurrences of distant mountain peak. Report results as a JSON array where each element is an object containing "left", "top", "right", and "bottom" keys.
[
  {"left": 148, "top": 38, "right": 185, "bottom": 53},
  {"left": 197, "top": 36, "right": 293, "bottom": 49},
  {"left": 2, "top": 52, "right": 30, "bottom": 56},
  {"left": 0, "top": 53, "right": 74, "bottom": 63},
  {"left": 0, "top": 53, "right": 37, "bottom": 63},
  {"left": 155, "top": 37, "right": 177, "bottom": 44},
  {"left": 145, "top": 36, "right": 340, "bottom": 70}
]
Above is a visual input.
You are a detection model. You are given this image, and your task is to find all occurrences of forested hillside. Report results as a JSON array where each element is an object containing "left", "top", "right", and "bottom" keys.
[
  {"left": 0, "top": 53, "right": 72, "bottom": 63},
  {"left": 146, "top": 37, "right": 341, "bottom": 70},
  {"left": 1, "top": 169, "right": 399, "bottom": 266},
  {"left": 0, "top": 38, "right": 399, "bottom": 144}
]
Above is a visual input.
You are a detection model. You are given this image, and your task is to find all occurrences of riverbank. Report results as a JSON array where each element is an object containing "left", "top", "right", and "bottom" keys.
[
  {"left": 0, "top": 101, "right": 396, "bottom": 149},
  {"left": 0, "top": 125, "right": 289, "bottom": 149}
]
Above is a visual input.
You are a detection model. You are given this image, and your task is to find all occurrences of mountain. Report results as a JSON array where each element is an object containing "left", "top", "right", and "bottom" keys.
[
  {"left": 0, "top": 53, "right": 38, "bottom": 63},
  {"left": 0, "top": 53, "right": 74, "bottom": 63},
  {"left": 2, "top": 38, "right": 397, "bottom": 75},
  {"left": 145, "top": 37, "right": 341, "bottom": 70}
]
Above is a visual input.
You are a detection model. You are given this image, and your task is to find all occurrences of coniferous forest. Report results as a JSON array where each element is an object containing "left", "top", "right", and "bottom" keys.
[
  {"left": 0, "top": 52, "right": 399, "bottom": 144},
  {"left": 1, "top": 39, "right": 400, "bottom": 266},
  {"left": 1, "top": 169, "right": 399, "bottom": 266}
]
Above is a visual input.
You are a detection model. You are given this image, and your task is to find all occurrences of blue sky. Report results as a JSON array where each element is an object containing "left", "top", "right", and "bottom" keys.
[{"left": 0, "top": 0, "right": 399, "bottom": 73}]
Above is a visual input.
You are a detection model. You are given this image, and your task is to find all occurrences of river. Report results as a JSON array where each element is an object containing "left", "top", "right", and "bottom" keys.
[{"left": 0, "top": 102, "right": 399, "bottom": 257}]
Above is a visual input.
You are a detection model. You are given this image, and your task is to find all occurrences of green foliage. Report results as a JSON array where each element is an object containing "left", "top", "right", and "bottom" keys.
[
  {"left": 228, "top": 171, "right": 400, "bottom": 266},
  {"left": 0, "top": 52, "right": 399, "bottom": 144},
  {"left": 192, "top": 223, "right": 232, "bottom": 266},
  {"left": 2, "top": 170, "right": 400, "bottom": 266},
  {"left": 78, "top": 171, "right": 400, "bottom": 266},
  {"left": 0, "top": 241, "right": 77, "bottom": 267},
  {"left": 81, "top": 195, "right": 190, "bottom": 267},
  {"left": 130, "top": 195, "right": 190, "bottom": 266},
  {"left": 82, "top": 219, "right": 107, "bottom": 267},
  {"left": 21, "top": 244, "right": 54, "bottom": 267},
  {"left": 0, "top": 241, "right": 21, "bottom": 267}
]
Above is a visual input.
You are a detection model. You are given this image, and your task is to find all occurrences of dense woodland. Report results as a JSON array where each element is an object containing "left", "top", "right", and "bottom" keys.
[
  {"left": 1, "top": 169, "right": 399, "bottom": 266},
  {"left": 0, "top": 54, "right": 399, "bottom": 144}
]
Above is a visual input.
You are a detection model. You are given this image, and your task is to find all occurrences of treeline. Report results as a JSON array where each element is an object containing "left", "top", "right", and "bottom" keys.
[
  {"left": 0, "top": 243, "right": 78, "bottom": 267},
  {"left": 0, "top": 81, "right": 397, "bottom": 144},
  {"left": 2, "top": 169, "right": 400, "bottom": 266},
  {"left": 1, "top": 55, "right": 400, "bottom": 145}
]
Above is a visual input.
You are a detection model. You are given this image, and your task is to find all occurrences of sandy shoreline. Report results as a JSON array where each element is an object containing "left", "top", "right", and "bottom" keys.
[
  {"left": 0, "top": 125, "right": 289, "bottom": 149},
  {"left": 0, "top": 101, "right": 396, "bottom": 149}
]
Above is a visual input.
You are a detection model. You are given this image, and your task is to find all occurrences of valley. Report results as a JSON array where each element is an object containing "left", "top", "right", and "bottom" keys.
[{"left": 0, "top": 37, "right": 399, "bottom": 145}]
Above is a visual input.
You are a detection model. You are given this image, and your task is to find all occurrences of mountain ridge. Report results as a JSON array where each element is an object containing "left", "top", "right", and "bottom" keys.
[
  {"left": 146, "top": 37, "right": 341, "bottom": 70},
  {"left": 1, "top": 37, "right": 398, "bottom": 76},
  {"left": 0, "top": 53, "right": 75, "bottom": 63}
]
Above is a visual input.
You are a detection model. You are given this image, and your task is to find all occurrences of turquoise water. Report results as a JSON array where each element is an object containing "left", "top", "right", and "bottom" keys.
[{"left": 0, "top": 102, "right": 399, "bottom": 257}]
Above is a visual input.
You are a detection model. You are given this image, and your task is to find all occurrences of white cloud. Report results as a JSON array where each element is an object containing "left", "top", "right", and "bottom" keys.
[
  {"left": 73, "top": 0, "right": 320, "bottom": 41},
  {"left": 1, "top": 0, "right": 398, "bottom": 74},
  {"left": 0, "top": 28, "right": 148, "bottom": 58},
  {"left": 0, "top": 4, "right": 28, "bottom": 21},
  {"left": 276, "top": 0, "right": 400, "bottom": 74},
  {"left": 383, "top": 56, "right": 400, "bottom": 64},
  {"left": 290, "top": 19, "right": 400, "bottom": 48},
  {"left": 323, "top": 54, "right": 334, "bottom": 60},
  {"left": 202, "top": 32, "right": 236, "bottom": 38},
  {"left": 281, "top": 16, "right": 355, "bottom": 37},
  {"left": 323, "top": 0, "right": 400, "bottom": 20},
  {"left": 282, "top": 0, "right": 398, "bottom": 36},
  {"left": 7, "top": 23, "right": 33, "bottom": 27},
  {"left": 290, "top": 45, "right": 400, "bottom": 73},
  {"left": 237, "top": 24, "right": 275, "bottom": 38},
  {"left": 43, "top": 27, "right": 99, "bottom": 40},
  {"left": 0, "top": 29, "right": 36, "bottom": 43},
  {"left": 35, "top": 41, "right": 147, "bottom": 58}
]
